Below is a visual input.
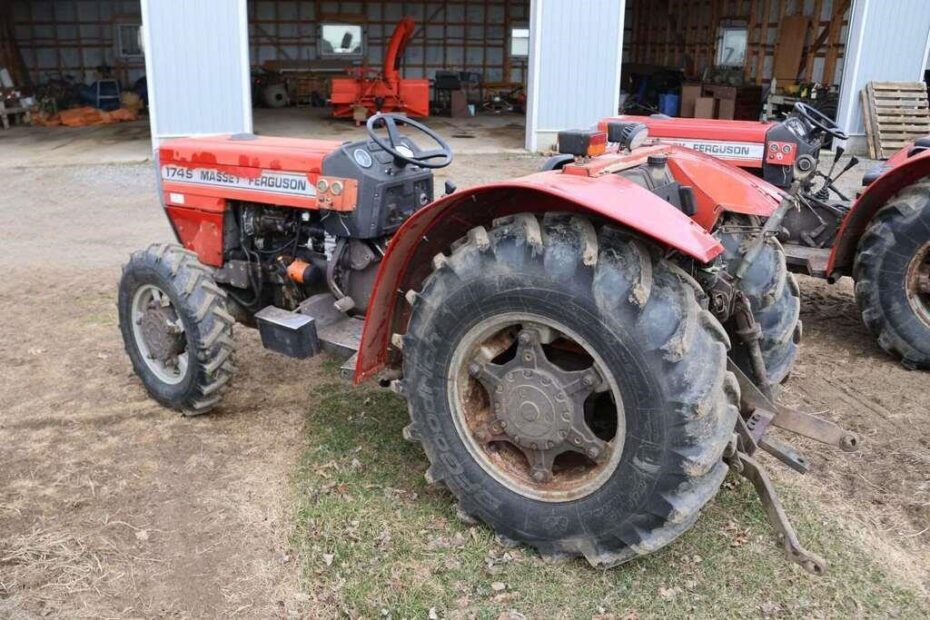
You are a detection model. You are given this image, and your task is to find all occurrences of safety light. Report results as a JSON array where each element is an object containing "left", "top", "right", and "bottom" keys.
[
  {"left": 606, "top": 121, "right": 649, "bottom": 151},
  {"left": 557, "top": 130, "right": 608, "bottom": 157}
]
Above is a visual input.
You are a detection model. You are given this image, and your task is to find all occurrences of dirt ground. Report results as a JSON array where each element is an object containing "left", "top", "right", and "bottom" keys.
[{"left": 0, "top": 152, "right": 928, "bottom": 616}]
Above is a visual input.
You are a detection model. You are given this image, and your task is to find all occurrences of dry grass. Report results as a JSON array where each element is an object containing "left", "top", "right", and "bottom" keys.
[{"left": 290, "top": 367, "right": 929, "bottom": 618}]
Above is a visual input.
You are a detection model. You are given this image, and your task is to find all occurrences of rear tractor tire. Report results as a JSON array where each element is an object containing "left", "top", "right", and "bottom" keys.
[
  {"left": 399, "top": 213, "right": 739, "bottom": 567},
  {"left": 854, "top": 178, "right": 930, "bottom": 369},
  {"left": 718, "top": 219, "right": 801, "bottom": 390},
  {"left": 118, "top": 244, "right": 236, "bottom": 415}
]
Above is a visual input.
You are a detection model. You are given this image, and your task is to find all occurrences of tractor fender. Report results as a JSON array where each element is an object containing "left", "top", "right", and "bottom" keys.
[
  {"left": 828, "top": 146, "right": 930, "bottom": 277},
  {"left": 354, "top": 171, "right": 724, "bottom": 382}
]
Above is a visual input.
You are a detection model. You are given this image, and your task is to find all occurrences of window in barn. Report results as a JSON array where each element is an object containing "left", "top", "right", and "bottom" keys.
[
  {"left": 320, "top": 24, "right": 365, "bottom": 59},
  {"left": 716, "top": 22, "right": 748, "bottom": 67},
  {"left": 116, "top": 23, "right": 143, "bottom": 59},
  {"left": 511, "top": 27, "right": 530, "bottom": 58}
]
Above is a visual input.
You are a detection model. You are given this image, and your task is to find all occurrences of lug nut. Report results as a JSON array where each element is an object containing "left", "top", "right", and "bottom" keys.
[
  {"left": 587, "top": 447, "right": 599, "bottom": 458},
  {"left": 532, "top": 470, "right": 548, "bottom": 483},
  {"left": 468, "top": 363, "right": 481, "bottom": 377},
  {"left": 583, "top": 374, "right": 596, "bottom": 386},
  {"left": 518, "top": 332, "right": 532, "bottom": 345}
]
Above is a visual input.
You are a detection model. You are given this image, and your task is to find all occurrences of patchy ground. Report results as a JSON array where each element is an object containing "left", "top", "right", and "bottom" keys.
[{"left": 0, "top": 154, "right": 928, "bottom": 617}]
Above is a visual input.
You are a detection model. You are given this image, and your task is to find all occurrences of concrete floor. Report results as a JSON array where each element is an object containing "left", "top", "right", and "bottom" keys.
[{"left": 0, "top": 107, "right": 526, "bottom": 168}]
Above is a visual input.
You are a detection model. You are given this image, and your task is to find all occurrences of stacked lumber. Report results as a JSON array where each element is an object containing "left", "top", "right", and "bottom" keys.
[{"left": 861, "top": 81, "right": 930, "bottom": 159}]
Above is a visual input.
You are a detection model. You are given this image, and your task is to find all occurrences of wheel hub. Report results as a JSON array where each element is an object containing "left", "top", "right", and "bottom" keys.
[
  {"left": 469, "top": 329, "right": 609, "bottom": 483},
  {"left": 139, "top": 304, "right": 184, "bottom": 362},
  {"left": 497, "top": 369, "right": 572, "bottom": 450}
]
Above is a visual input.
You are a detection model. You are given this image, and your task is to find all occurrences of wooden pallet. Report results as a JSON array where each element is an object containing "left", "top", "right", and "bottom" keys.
[{"left": 862, "top": 81, "right": 930, "bottom": 159}]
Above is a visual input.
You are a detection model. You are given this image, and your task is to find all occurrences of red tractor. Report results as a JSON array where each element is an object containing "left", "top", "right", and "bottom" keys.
[
  {"left": 119, "top": 114, "right": 859, "bottom": 574},
  {"left": 601, "top": 105, "right": 930, "bottom": 369}
]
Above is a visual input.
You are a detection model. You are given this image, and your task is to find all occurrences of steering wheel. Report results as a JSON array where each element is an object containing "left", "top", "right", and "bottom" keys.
[
  {"left": 794, "top": 102, "right": 848, "bottom": 140},
  {"left": 366, "top": 113, "right": 453, "bottom": 169}
]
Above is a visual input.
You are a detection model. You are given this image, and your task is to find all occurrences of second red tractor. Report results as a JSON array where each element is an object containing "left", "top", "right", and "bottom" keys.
[{"left": 603, "top": 105, "right": 930, "bottom": 369}]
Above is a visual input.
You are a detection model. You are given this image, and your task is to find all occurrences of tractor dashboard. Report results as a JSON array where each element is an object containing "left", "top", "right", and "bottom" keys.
[{"left": 321, "top": 138, "right": 435, "bottom": 239}]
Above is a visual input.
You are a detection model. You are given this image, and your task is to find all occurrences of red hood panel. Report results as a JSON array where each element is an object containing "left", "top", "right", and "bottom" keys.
[{"left": 159, "top": 135, "right": 343, "bottom": 172}]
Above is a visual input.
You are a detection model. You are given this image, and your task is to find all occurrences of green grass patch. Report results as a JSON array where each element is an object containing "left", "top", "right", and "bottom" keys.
[{"left": 293, "top": 367, "right": 927, "bottom": 618}]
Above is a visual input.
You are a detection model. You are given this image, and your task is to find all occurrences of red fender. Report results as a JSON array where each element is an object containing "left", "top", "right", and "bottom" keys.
[
  {"left": 353, "top": 171, "right": 724, "bottom": 382},
  {"left": 828, "top": 144, "right": 930, "bottom": 277}
]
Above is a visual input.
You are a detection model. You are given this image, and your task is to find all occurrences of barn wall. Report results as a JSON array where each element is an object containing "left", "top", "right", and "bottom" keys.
[
  {"left": 623, "top": 0, "right": 851, "bottom": 85},
  {"left": 11, "top": 0, "right": 144, "bottom": 86},
  {"left": 836, "top": 0, "right": 930, "bottom": 147},
  {"left": 248, "top": 1, "right": 529, "bottom": 84},
  {"left": 11, "top": 0, "right": 531, "bottom": 89},
  {"left": 526, "top": 0, "right": 625, "bottom": 150},
  {"left": 141, "top": 0, "right": 251, "bottom": 142}
]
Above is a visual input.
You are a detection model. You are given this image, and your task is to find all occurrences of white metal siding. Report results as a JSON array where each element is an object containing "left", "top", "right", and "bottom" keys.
[
  {"left": 141, "top": 0, "right": 251, "bottom": 144},
  {"left": 526, "top": 0, "right": 625, "bottom": 150},
  {"left": 837, "top": 0, "right": 930, "bottom": 140}
]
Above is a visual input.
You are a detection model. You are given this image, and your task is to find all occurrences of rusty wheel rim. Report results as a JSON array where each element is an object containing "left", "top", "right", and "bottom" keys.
[
  {"left": 906, "top": 242, "right": 930, "bottom": 329},
  {"left": 448, "top": 313, "right": 625, "bottom": 502},
  {"left": 131, "top": 284, "right": 189, "bottom": 385}
]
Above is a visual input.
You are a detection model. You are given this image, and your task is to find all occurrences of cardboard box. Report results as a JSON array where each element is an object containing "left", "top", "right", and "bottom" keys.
[
  {"left": 680, "top": 84, "right": 702, "bottom": 117},
  {"left": 694, "top": 97, "right": 715, "bottom": 119},
  {"left": 717, "top": 98, "right": 736, "bottom": 120}
]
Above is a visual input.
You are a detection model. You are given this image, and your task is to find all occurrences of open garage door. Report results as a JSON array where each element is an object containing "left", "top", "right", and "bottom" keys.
[{"left": 141, "top": 0, "right": 252, "bottom": 145}]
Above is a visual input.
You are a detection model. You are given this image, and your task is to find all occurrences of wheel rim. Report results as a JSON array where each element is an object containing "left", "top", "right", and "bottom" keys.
[
  {"left": 448, "top": 312, "right": 625, "bottom": 502},
  {"left": 906, "top": 242, "right": 930, "bottom": 329},
  {"left": 130, "top": 284, "right": 189, "bottom": 385}
]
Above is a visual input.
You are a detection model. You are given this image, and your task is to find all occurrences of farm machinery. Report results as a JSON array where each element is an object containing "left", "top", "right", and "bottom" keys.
[
  {"left": 330, "top": 17, "right": 430, "bottom": 120},
  {"left": 602, "top": 104, "right": 930, "bottom": 368},
  {"left": 120, "top": 113, "right": 862, "bottom": 575}
]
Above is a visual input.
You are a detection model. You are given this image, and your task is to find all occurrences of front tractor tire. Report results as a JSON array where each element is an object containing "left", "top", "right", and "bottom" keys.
[
  {"left": 118, "top": 244, "right": 235, "bottom": 415},
  {"left": 854, "top": 178, "right": 930, "bottom": 369},
  {"left": 400, "top": 214, "right": 739, "bottom": 567},
  {"left": 718, "top": 220, "right": 801, "bottom": 390}
]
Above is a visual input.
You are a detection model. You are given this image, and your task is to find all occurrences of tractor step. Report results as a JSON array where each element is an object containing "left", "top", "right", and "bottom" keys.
[
  {"left": 255, "top": 293, "right": 364, "bottom": 365},
  {"left": 255, "top": 306, "right": 321, "bottom": 359},
  {"left": 318, "top": 316, "right": 363, "bottom": 361},
  {"left": 784, "top": 244, "right": 831, "bottom": 279}
]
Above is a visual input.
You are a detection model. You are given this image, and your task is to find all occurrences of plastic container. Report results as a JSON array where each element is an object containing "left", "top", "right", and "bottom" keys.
[{"left": 659, "top": 93, "right": 680, "bottom": 117}]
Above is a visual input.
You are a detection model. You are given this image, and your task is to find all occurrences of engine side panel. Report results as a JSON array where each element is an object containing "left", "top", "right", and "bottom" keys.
[{"left": 664, "top": 146, "right": 786, "bottom": 229}]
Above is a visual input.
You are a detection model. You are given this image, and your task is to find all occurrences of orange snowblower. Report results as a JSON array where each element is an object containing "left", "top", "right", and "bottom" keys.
[{"left": 330, "top": 17, "right": 430, "bottom": 119}]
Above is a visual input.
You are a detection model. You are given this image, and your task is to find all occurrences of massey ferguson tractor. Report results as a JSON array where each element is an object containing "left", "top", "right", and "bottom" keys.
[
  {"left": 119, "top": 113, "right": 861, "bottom": 575},
  {"left": 601, "top": 104, "right": 930, "bottom": 369}
]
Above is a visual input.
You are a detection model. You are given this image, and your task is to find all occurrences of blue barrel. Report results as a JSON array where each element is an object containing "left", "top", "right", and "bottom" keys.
[{"left": 659, "top": 93, "right": 680, "bottom": 117}]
